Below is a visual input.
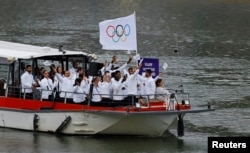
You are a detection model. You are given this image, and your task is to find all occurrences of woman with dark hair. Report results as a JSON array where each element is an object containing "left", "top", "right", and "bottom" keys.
[
  {"left": 99, "top": 73, "right": 112, "bottom": 102},
  {"left": 73, "top": 78, "right": 86, "bottom": 103},
  {"left": 54, "top": 66, "right": 63, "bottom": 93},
  {"left": 37, "top": 70, "right": 57, "bottom": 100},
  {"left": 89, "top": 77, "right": 102, "bottom": 103},
  {"left": 155, "top": 79, "right": 170, "bottom": 101},
  {"left": 56, "top": 66, "right": 63, "bottom": 75}
]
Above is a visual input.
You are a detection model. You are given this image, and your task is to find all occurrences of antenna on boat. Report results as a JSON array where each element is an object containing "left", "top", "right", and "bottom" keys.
[
  {"left": 59, "top": 44, "right": 65, "bottom": 54},
  {"left": 173, "top": 33, "right": 184, "bottom": 93}
]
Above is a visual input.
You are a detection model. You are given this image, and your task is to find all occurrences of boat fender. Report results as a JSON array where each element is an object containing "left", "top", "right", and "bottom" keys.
[
  {"left": 177, "top": 114, "right": 184, "bottom": 137},
  {"left": 33, "top": 114, "right": 39, "bottom": 131},
  {"left": 55, "top": 116, "right": 72, "bottom": 134}
]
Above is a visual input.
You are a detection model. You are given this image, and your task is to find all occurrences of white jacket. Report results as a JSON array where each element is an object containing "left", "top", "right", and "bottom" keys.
[
  {"left": 73, "top": 86, "right": 86, "bottom": 103},
  {"left": 125, "top": 69, "right": 140, "bottom": 95},
  {"left": 38, "top": 78, "right": 56, "bottom": 99},
  {"left": 138, "top": 75, "right": 156, "bottom": 99},
  {"left": 99, "top": 81, "right": 112, "bottom": 98},
  {"left": 91, "top": 85, "right": 102, "bottom": 102},
  {"left": 55, "top": 73, "right": 74, "bottom": 98},
  {"left": 111, "top": 78, "right": 126, "bottom": 101},
  {"left": 155, "top": 87, "right": 170, "bottom": 101},
  {"left": 21, "top": 71, "right": 35, "bottom": 93}
]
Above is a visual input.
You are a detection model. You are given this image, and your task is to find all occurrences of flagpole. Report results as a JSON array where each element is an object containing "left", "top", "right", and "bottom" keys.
[
  {"left": 174, "top": 33, "right": 184, "bottom": 92},
  {"left": 134, "top": 11, "right": 138, "bottom": 56}
]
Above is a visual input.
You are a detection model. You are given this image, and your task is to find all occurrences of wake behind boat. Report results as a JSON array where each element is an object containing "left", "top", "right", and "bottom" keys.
[{"left": 0, "top": 40, "right": 214, "bottom": 137}]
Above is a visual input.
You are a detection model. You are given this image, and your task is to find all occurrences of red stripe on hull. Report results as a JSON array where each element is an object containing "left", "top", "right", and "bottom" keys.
[{"left": 0, "top": 97, "right": 190, "bottom": 112}]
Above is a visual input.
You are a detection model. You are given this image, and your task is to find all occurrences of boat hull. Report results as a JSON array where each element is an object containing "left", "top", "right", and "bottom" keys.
[
  {"left": 0, "top": 108, "right": 180, "bottom": 137},
  {"left": 0, "top": 97, "right": 214, "bottom": 137}
]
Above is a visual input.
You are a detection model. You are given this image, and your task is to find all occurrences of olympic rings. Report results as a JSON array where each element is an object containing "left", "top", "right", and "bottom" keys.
[
  {"left": 123, "top": 24, "right": 130, "bottom": 36},
  {"left": 106, "top": 24, "right": 130, "bottom": 42},
  {"left": 106, "top": 26, "right": 115, "bottom": 37}
]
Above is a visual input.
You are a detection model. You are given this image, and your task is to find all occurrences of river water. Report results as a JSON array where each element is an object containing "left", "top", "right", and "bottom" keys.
[{"left": 0, "top": 0, "right": 250, "bottom": 152}]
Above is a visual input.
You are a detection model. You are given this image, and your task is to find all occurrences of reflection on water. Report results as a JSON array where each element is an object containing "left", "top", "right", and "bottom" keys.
[
  {"left": 0, "top": 0, "right": 250, "bottom": 152},
  {"left": 0, "top": 128, "right": 194, "bottom": 153}
]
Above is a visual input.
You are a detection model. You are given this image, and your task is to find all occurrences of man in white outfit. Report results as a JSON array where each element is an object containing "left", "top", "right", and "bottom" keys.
[
  {"left": 111, "top": 71, "right": 127, "bottom": 102},
  {"left": 21, "top": 65, "right": 37, "bottom": 99},
  {"left": 140, "top": 69, "right": 156, "bottom": 99},
  {"left": 54, "top": 69, "right": 74, "bottom": 100},
  {"left": 69, "top": 61, "right": 79, "bottom": 79},
  {"left": 123, "top": 64, "right": 142, "bottom": 104}
]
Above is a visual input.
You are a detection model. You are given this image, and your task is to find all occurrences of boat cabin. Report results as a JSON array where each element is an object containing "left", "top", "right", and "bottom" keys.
[{"left": 0, "top": 41, "right": 101, "bottom": 101}]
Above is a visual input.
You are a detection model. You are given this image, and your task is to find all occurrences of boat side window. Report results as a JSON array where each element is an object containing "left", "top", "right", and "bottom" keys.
[
  {"left": 68, "top": 57, "right": 86, "bottom": 71},
  {"left": 13, "top": 61, "right": 26, "bottom": 86},
  {"left": 3, "top": 60, "right": 32, "bottom": 98},
  {"left": 0, "top": 64, "right": 9, "bottom": 96}
]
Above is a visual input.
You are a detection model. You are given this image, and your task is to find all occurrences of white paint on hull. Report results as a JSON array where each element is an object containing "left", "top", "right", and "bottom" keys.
[{"left": 0, "top": 109, "right": 180, "bottom": 136}]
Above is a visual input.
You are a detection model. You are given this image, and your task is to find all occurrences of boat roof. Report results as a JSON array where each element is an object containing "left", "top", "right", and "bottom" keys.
[
  {"left": 0, "top": 57, "right": 9, "bottom": 65},
  {"left": 0, "top": 40, "right": 89, "bottom": 60}
]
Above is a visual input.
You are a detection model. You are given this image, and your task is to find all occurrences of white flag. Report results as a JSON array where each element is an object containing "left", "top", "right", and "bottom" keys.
[
  {"left": 162, "top": 62, "right": 168, "bottom": 70},
  {"left": 99, "top": 12, "right": 137, "bottom": 51},
  {"left": 43, "top": 60, "right": 51, "bottom": 66},
  {"left": 133, "top": 54, "right": 140, "bottom": 61}
]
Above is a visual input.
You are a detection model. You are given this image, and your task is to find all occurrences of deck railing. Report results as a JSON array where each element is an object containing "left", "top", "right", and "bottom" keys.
[{"left": 4, "top": 86, "right": 190, "bottom": 110}]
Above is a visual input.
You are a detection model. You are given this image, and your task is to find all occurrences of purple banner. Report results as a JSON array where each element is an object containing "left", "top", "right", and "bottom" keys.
[{"left": 138, "top": 58, "right": 159, "bottom": 78}]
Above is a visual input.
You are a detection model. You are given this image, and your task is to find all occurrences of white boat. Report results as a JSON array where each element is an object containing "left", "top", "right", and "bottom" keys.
[{"left": 0, "top": 40, "right": 214, "bottom": 137}]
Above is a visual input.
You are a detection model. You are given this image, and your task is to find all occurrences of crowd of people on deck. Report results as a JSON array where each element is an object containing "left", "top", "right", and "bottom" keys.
[{"left": 20, "top": 56, "right": 170, "bottom": 106}]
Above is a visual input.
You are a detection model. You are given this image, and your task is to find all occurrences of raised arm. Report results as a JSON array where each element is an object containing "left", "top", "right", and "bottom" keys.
[{"left": 55, "top": 73, "right": 64, "bottom": 83}]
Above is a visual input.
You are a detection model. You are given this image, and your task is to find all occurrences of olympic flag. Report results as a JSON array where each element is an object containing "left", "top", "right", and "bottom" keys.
[{"left": 99, "top": 12, "right": 137, "bottom": 51}]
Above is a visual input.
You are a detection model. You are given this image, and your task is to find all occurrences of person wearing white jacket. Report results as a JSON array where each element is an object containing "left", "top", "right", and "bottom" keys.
[
  {"left": 99, "top": 73, "right": 112, "bottom": 102},
  {"left": 73, "top": 78, "right": 86, "bottom": 103},
  {"left": 21, "top": 65, "right": 37, "bottom": 99},
  {"left": 89, "top": 77, "right": 102, "bottom": 103},
  {"left": 155, "top": 78, "right": 170, "bottom": 100},
  {"left": 125, "top": 65, "right": 142, "bottom": 95},
  {"left": 37, "top": 70, "right": 56, "bottom": 100},
  {"left": 54, "top": 69, "right": 74, "bottom": 99},
  {"left": 111, "top": 71, "right": 127, "bottom": 101},
  {"left": 69, "top": 61, "right": 79, "bottom": 79},
  {"left": 123, "top": 65, "right": 142, "bottom": 104},
  {"left": 139, "top": 69, "right": 156, "bottom": 99}
]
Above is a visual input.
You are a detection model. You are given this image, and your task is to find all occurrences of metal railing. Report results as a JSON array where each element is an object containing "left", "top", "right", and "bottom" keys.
[{"left": 4, "top": 86, "right": 190, "bottom": 111}]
